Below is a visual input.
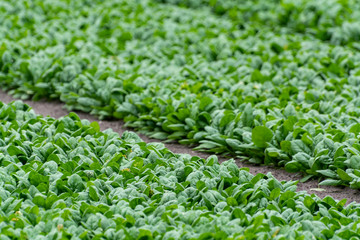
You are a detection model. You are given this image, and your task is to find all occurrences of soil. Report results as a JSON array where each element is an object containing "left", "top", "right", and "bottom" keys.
[{"left": 1, "top": 89, "right": 359, "bottom": 204}]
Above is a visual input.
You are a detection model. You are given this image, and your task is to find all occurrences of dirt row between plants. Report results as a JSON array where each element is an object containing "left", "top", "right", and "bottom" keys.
[{"left": 1, "top": 89, "right": 359, "bottom": 203}]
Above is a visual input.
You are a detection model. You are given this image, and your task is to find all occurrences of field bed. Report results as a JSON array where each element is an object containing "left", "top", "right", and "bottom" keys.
[
  {"left": 2, "top": 0, "right": 360, "bottom": 188},
  {"left": 2, "top": 90, "right": 360, "bottom": 204}
]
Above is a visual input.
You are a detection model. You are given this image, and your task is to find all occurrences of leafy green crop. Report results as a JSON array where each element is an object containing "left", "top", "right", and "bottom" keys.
[
  {"left": 157, "top": 0, "right": 360, "bottom": 45},
  {"left": 1, "top": 100, "right": 360, "bottom": 239},
  {"left": 2, "top": 0, "right": 360, "bottom": 186}
]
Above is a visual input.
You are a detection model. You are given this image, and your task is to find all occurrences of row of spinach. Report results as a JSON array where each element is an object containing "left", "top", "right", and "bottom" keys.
[
  {"left": 157, "top": 0, "right": 360, "bottom": 46},
  {"left": 0, "top": 100, "right": 360, "bottom": 239},
  {"left": 2, "top": 0, "right": 360, "bottom": 186}
]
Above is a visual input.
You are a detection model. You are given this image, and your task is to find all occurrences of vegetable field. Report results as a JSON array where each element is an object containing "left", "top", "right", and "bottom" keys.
[
  {"left": 0, "top": 101, "right": 360, "bottom": 239},
  {"left": 2, "top": 0, "right": 360, "bottom": 187},
  {"left": 2, "top": 0, "right": 360, "bottom": 238}
]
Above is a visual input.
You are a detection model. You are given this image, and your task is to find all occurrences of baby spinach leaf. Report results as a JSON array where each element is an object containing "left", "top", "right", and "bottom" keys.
[{"left": 252, "top": 126, "right": 273, "bottom": 148}]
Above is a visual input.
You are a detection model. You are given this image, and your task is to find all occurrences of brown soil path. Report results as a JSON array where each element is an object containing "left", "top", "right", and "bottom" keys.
[{"left": 1, "top": 90, "right": 359, "bottom": 203}]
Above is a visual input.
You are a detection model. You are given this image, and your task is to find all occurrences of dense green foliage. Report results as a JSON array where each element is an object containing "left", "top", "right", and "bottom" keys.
[
  {"left": 157, "top": 0, "right": 360, "bottom": 45},
  {"left": 1, "top": 101, "right": 360, "bottom": 239},
  {"left": 2, "top": 0, "right": 360, "bottom": 186}
]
